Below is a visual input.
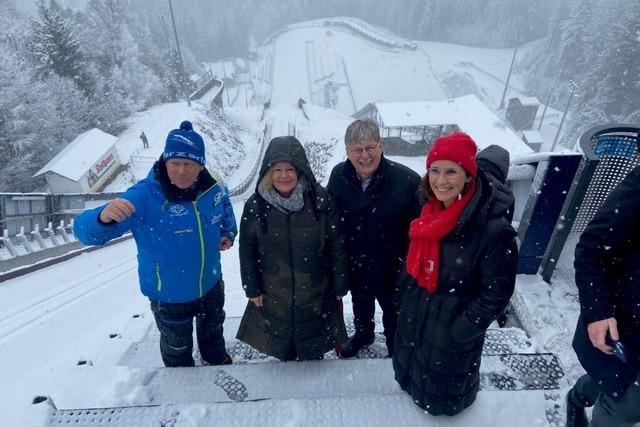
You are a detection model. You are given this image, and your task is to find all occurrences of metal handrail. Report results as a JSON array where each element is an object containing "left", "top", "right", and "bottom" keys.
[{"left": 229, "top": 123, "right": 270, "bottom": 197}]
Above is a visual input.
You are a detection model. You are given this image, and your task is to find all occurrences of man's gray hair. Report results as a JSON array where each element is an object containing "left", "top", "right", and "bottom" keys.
[{"left": 344, "top": 119, "right": 381, "bottom": 146}]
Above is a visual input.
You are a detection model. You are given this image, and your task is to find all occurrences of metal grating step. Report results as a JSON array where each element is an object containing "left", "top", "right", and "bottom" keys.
[
  {"left": 40, "top": 389, "right": 559, "bottom": 427},
  {"left": 118, "top": 314, "right": 535, "bottom": 367}
]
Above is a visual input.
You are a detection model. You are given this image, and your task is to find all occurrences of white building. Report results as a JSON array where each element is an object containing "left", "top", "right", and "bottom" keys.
[
  {"left": 522, "top": 130, "right": 545, "bottom": 152},
  {"left": 34, "top": 128, "right": 122, "bottom": 193},
  {"left": 353, "top": 94, "right": 533, "bottom": 156}
]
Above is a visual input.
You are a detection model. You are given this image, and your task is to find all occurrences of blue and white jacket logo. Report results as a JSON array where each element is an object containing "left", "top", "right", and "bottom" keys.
[
  {"left": 214, "top": 192, "right": 223, "bottom": 205},
  {"left": 169, "top": 204, "right": 188, "bottom": 217}
]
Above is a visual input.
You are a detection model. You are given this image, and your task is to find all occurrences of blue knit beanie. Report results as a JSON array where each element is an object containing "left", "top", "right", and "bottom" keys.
[{"left": 163, "top": 121, "right": 206, "bottom": 165}]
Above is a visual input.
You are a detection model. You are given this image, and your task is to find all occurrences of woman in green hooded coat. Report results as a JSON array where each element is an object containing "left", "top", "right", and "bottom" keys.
[{"left": 236, "top": 136, "right": 349, "bottom": 361}]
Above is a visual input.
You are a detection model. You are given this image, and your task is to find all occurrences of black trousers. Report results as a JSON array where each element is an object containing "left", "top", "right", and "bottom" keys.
[
  {"left": 351, "top": 284, "right": 398, "bottom": 354},
  {"left": 574, "top": 373, "right": 640, "bottom": 426},
  {"left": 150, "top": 281, "right": 227, "bottom": 367}
]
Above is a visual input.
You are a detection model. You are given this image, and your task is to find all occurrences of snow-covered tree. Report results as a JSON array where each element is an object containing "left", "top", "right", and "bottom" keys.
[
  {"left": 560, "top": 0, "right": 640, "bottom": 146},
  {"left": 83, "top": 0, "right": 128, "bottom": 70},
  {"left": 0, "top": 47, "right": 95, "bottom": 191},
  {"left": 596, "top": 1, "right": 640, "bottom": 119},
  {"left": 0, "top": 0, "right": 27, "bottom": 52},
  {"left": 28, "top": 0, "right": 91, "bottom": 93},
  {"left": 79, "top": 0, "right": 166, "bottom": 124}
]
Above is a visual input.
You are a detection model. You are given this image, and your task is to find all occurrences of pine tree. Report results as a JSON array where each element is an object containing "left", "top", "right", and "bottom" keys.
[{"left": 28, "top": 0, "right": 91, "bottom": 93}]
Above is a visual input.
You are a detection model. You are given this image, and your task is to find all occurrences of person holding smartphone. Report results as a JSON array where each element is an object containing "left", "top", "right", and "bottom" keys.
[{"left": 568, "top": 165, "right": 640, "bottom": 427}]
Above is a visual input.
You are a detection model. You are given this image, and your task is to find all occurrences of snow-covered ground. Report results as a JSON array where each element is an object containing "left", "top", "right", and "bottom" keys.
[
  {"left": 1, "top": 19, "right": 585, "bottom": 427},
  {"left": 3, "top": 202, "right": 583, "bottom": 426}
]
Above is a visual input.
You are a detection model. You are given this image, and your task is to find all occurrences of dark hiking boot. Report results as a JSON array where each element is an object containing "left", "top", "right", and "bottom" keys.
[
  {"left": 203, "top": 353, "right": 233, "bottom": 366},
  {"left": 339, "top": 333, "right": 375, "bottom": 358},
  {"left": 216, "top": 354, "right": 233, "bottom": 365},
  {"left": 566, "top": 388, "right": 588, "bottom": 427}
]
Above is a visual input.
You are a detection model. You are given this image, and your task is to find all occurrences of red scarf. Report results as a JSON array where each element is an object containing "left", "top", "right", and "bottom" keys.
[{"left": 406, "top": 181, "right": 476, "bottom": 293}]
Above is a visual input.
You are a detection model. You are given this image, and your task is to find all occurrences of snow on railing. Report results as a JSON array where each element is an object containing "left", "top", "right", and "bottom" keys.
[
  {"left": 0, "top": 219, "right": 77, "bottom": 261},
  {"left": 210, "top": 79, "right": 224, "bottom": 110},
  {"left": 229, "top": 123, "right": 270, "bottom": 198},
  {"left": 262, "top": 17, "right": 417, "bottom": 54},
  {"left": 190, "top": 70, "right": 225, "bottom": 109},
  {"left": 322, "top": 17, "right": 417, "bottom": 50}
]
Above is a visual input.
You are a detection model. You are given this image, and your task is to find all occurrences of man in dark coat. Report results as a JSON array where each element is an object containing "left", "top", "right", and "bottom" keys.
[
  {"left": 567, "top": 165, "right": 640, "bottom": 427},
  {"left": 237, "top": 136, "right": 349, "bottom": 361},
  {"left": 327, "top": 119, "right": 421, "bottom": 357},
  {"left": 140, "top": 131, "right": 149, "bottom": 149}
]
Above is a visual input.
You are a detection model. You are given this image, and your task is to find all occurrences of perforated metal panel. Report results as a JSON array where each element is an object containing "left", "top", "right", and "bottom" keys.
[
  {"left": 571, "top": 132, "right": 640, "bottom": 232},
  {"left": 49, "top": 406, "right": 172, "bottom": 426}
]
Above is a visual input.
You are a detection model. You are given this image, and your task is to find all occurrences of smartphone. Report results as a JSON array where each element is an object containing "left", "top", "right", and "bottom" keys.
[{"left": 606, "top": 333, "right": 628, "bottom": 364}]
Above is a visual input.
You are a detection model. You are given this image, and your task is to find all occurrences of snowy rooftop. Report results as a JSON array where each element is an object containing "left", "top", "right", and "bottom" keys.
[
  {"left": 522, "top": 130, "right": 545, "bottom": 144},
  {"left": 374, "top": 95, "right": 533, "bottom": 155},
  {"left": 519, "top": 96, "right": 540, "bottom": 106},
  {"left": 34, "top": 128, "right": 118, "bottom": 181}
]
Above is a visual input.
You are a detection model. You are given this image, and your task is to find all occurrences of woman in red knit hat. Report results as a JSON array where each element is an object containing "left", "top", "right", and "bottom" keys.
[{"left": 392, "top": 132, "right": 518, "bottom": 416}]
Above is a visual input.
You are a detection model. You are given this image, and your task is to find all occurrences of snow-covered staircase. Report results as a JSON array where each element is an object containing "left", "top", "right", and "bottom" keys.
[{"left": 32, "top": 315, "right": 565, "bottom": 426}]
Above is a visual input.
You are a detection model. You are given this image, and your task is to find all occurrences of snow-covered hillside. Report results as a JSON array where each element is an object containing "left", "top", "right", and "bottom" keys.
[{"left": 103, "top": 17, "right": 560, "bottom": 194}]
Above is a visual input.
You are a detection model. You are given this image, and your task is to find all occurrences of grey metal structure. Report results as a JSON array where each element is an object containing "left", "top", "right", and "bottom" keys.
[
  {"left": 0, "top": 192, "right": 119, "bottom": 237},
  {"left": 540, "top": 124, "right": 640, "bottom": 282}
]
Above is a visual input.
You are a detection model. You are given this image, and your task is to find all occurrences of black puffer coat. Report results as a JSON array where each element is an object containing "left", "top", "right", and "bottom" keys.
[
  {"left": 573, "top": 166, "right": 640, "bottom": 398},
  {"left": 236, "top": 136, "right": 349, "bottom": 361},
  {"left": 327, "top": 156, "right": 421, "bottom": 293},
  {"left": 392, "top": 159, "right": 518, "bottom": 416}
]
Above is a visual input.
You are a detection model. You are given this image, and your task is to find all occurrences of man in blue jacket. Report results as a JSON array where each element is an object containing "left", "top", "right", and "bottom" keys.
[{"left": 74, "top": 121, "right": 237, "bottom": 367}]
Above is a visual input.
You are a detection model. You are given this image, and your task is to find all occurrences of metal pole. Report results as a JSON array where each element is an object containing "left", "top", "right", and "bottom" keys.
[
  {"left": 160, "top": 13, "right": 170, "bottom": 51},
  {"left": 538, "top": 87, "right": 553, "bottom": 131},
  {"left": 551, "top": 83, "right": 576, "bottom": 151},
  {"left": 168, "top": 0, "right": 191, "bottom": 106},
  {"left": 499, "top": 43, "right": 519, "bottom": 110}
]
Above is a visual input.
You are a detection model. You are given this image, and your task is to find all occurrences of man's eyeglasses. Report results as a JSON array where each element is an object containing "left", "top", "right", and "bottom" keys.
[{"left": 349, "top": 144, "right": 380, "bottom": 155}]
